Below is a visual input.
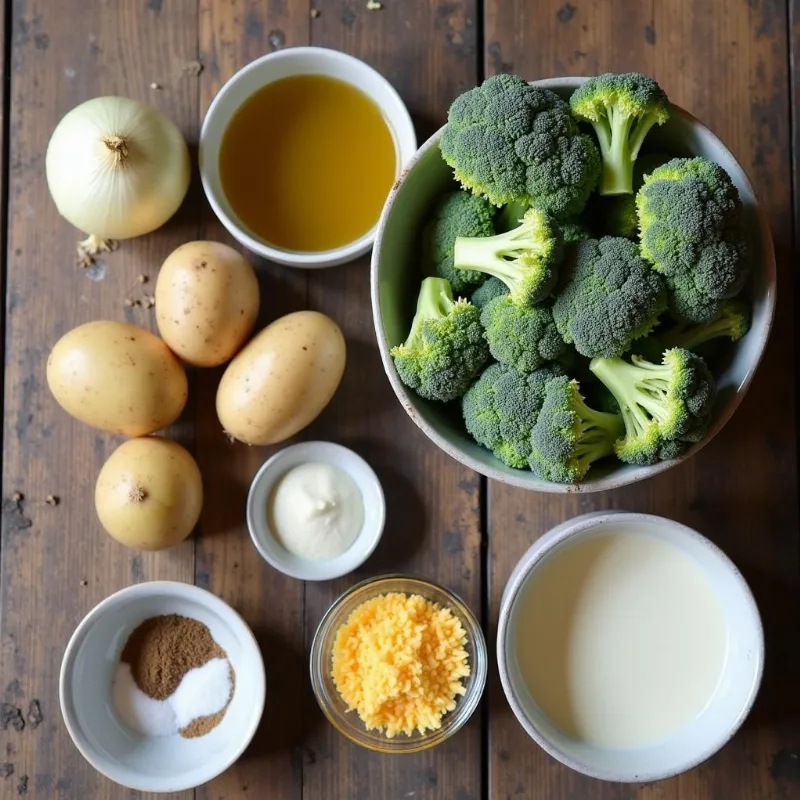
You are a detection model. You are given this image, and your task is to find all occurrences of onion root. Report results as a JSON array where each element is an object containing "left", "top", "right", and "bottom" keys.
[{"left": 77, "top": 234, "right": 119, "bottom": 267}]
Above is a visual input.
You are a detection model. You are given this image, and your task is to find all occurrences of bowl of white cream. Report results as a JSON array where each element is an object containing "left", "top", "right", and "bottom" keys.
[
  {"left": 246, "top": 441, "right": 386, "bottom": 581},
  {"left": 496, "top": 511, "right": 763, "bottom": 783}
]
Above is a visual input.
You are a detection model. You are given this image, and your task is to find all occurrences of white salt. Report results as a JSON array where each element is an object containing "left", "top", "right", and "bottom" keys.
[
  {"left": 111, "top": 658, "right": 233, "bottom": 737},
  {"left": 169, "top": 657, "right": 232, "bottom": 728},
  {"left": 111, "top": 662, "right": 178, "bottom": 737}
]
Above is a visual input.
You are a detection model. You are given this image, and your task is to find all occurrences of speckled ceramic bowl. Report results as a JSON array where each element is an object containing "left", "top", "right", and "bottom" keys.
[{"left": 370, "top": 77, "right": 776, "bottom": 492}]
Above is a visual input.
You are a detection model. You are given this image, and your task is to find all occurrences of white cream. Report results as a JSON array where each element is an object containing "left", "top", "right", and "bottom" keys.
[
  {"left": 269, "top": 462, "right": 363, "bottom": 561},
  {"left": 514, "top": 531, "right": 728, "bottom": 749}
]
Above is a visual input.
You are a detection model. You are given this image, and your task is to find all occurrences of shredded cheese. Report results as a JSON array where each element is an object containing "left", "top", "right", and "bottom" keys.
[{"left": 331, "top": 592, "right": 471, "bottom": 737}]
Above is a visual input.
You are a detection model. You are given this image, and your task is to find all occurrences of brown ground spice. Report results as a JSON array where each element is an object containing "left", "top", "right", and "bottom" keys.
[{"left": 121, "top": 613, "right": 235, "bottom": 737}]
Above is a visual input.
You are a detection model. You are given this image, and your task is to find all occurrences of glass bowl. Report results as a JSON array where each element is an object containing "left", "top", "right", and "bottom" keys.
[{"left": 309, "top": 574, "right": 487, "bottom": 753}]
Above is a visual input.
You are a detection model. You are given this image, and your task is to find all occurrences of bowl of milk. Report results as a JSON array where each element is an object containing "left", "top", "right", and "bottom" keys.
[{"left": 496, "top": 512, "right": 763, "bottom": 782}]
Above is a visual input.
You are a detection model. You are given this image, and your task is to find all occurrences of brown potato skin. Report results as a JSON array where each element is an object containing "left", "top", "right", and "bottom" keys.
[
  {"left": 95, "top": 437, "right": 203, "bottom": 551},
  {"left": 216, "top": 310, "right": 346, "bottom": 445},
  {"left": 155, "top": 241, "right": 260, "bottom": 367},
  {"left": 46, "top": 321, "right": 188, "bottom": 436}
]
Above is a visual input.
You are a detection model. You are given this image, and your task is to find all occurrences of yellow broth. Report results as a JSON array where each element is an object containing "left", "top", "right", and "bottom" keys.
[{"left": 219, "top": 74, "right": 397, "bottom": 253}]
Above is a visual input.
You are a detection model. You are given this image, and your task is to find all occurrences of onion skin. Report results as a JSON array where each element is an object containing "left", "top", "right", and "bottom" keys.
[
  {"left": 46, "top": 321, "right": 188, "bottom": 436},
  {"left": 95, "top": 437, "right": 203, "bottom": 551},
  {"left": 45, "top": 96, "right": 191, "bottom": 241}
]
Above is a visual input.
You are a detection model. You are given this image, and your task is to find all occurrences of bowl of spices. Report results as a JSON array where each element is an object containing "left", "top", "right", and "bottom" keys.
[
  {"left": 59, "top": 581, "right": 266, "bottom": 792},
  {"left": 200, "top": 46, "right": 417, "bottom": 268},
  {"left": 246, "top": 440, "right": 385, "bottom": 581},
  {"left": 309, "top": 574, "right": 487, "bottom": 753},
  {"left": 496, "top": 512, "right": 764, "bottom": 782}
]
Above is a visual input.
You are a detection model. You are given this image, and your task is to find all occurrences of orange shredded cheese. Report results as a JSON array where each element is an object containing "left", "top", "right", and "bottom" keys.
[{"left": 331, "top": 592, "right": 470, "bottom": 737}]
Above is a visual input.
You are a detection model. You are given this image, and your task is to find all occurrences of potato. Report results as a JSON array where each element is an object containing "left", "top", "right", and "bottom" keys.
[
  {"left": 216, "top": 310, "right": 346, "bottom": 445},
  {"left": 95, "top": 437, "right": 202, "bottom": 551},
  {"left": 155, "top": 241, "right": 260, "bottom": 367},
  {"left": 46, "top": 320, "right": 187, "bottom": 436}
]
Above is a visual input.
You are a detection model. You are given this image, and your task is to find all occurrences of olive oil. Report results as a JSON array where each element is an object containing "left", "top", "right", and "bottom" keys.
[{"left": 219, "top": 74, "right": 397, "bottom": 253}]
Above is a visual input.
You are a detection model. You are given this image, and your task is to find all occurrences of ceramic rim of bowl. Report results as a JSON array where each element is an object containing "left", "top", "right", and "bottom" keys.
[
  {"left": 369, "top": 76, "right": 777, "bottom": 493},
  {"left": 495, "top": 511, "right": 765, "bottom": 782},
  {"left": 59, "top": 581, "right": 267, "bottom": 793},
  {"left": 245, "top": 440, "right": 387, "bottom": 581},
  {"left": 199, "top": 46, "right": 417, "bottom": 268}
]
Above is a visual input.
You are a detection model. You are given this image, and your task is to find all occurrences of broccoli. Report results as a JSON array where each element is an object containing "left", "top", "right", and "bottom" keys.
[
  {"left": 390, "top": 277, "right": 489, "bottom": 402},
  {"left": 570, "top": 73, "right": 670, "bottom": 196},
  {"left": 559, "top": 218, "right": 593, "bottom": 244},
  {"left": 552, "top": 236, "right": 667, "bottom": 358},
  {"left": 441, "top": 73, "right": 601, "bottom": 218},
  {"left": 636, "top": 157, "right": 748, "bottom": 323},
  {"left": 529, "top": 376, "right": 624, "bottom": 482},
  {"left": 589, "top": 348, "right": 716, "bottom": 465},
  {"left": 496, "top": 199, "right": 529, "bottom": 233},
  {"left": 454, "top": 208, "right": 562, "bottom": 306},
  {"left": 424, "top": 191, "right": 495, "bottom": 293},
  {"left": 660, "top": 298, "right": 750, "bottom": 351},
  {"left": 481, "top": 296, "right": 568, "bottom": 373},
  {"left": 462, "top": 362, "right": 564, "bottom": 468},
  {"left": 471, "top": 276, "right": 509, "bottom": 309},
  {"left": 599, "top": 152, "right": 672, "bottom": 238}
]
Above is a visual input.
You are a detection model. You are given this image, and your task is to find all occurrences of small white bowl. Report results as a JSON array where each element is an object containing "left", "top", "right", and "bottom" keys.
[
  {"left": 59, "top": 581, "right": 266, "bottom": 793},
  {"left": 496, "top": 512, "right": 764, "bottom": 783},
  {"left": 199, "top": 46, "right": 417, "bottom": 268},
  {"left": 246, "top": 441, "right": 386, "bottom": 581}
]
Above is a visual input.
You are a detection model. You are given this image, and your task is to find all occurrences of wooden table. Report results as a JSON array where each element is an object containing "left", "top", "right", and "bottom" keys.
[{"left": 1, "top": 1, "right": 798, "bottom": 798}]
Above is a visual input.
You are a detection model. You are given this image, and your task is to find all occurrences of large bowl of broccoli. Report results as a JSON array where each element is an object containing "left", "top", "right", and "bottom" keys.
[{"left": 370, "top": 74, "right": 776, "bottom": 492}]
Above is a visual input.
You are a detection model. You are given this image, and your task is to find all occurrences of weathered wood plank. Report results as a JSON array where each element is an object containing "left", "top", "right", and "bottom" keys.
[
  {"left": 194, "top": 2, "right": 310, "bottom": 799},
  {"left": 485, "top": 1, "right": 799, "bottom": 798},
  {"left": 300, "top": 2, "right": 483, "bottom": 800},
  {"left": 0, "top": 1, "right": 198, "bottom": 797}
]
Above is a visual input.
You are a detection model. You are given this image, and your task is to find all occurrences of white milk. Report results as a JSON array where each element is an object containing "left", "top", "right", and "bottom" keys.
[{"left": 514, "top": 530, "right": 728, "bottom": 749}]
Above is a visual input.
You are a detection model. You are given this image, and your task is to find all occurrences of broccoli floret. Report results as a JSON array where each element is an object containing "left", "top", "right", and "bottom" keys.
[
  {"left": 471, "top": 277, "right": 509, "bottom": 309},
  {"left": 390, "top": 277, "right": 489, "bottom": 402},
  {"left": 441, "top": 73, "right": 601, "bottom": 218},
  {"left": 424, "top": 191, "right": 495, "bottom": 293},
  {"left": 481, "top": 296, "right": 567, "bottom": 373},
  {"left": 599, "top": 153, "right": 672, "bottom": 238},
  {"left": 529, "top": 376, "right": 624, "bottom": 482},
  {"left": 661, "top": 298, "right": 750, "bottom": 351},
  {"left": 454, "top": 208, "right": 562, "bottom": 306},
  {"left": 570, "top": 73, "right": 670, "bottom": 196},
  {"left": 552, "top": 236, "right": 667, "bottom": 358},
  {"left": 589, "top": 348, "right": 716, "bottom": 465},
  {"left": 559, "top": 218, "right": 593, "bottom": 244},
  {"left": 462, "top": 362, "right": 564, "bottom": 468},
  {"left": 636, "top": 157, "right": 748, "bottom": 323}
]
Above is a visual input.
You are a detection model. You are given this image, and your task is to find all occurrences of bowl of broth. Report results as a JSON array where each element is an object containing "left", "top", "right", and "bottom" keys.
[
  {"left": 200, "top": 47, "right": 417, "bottom": 268},
  {"left": 496, "top": 511, "right": 763, "bottom": 782}
]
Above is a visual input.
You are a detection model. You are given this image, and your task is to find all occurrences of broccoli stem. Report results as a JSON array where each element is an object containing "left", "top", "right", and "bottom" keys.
[
  {"left": 597, "top": 106, "right": 636, "bottom": 196},
  {"left": 454, "top": 226, "right": 545, "bottom": 293},
  {"left": 402, "top": 277, "right": 453, "bottom": 349},
  {"left": 661, "top": 314, "right": 744, "bottom": 350},
  {"left": 589, "top": 357, "right": 654, "bottom": 437},
  {"left": 574, "top": 398, "right": 624, "bottom": 465}
]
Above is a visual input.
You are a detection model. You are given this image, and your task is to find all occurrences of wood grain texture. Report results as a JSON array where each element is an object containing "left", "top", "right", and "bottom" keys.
[
  {"left": 0, "top": 1, "right": 198, "bottom": 798},
  {"left": 194, "top": 2, "right": 310, "bottom": 800},
  {"left": 303, "top": 3, "right": 483, "bottom": 799},
  {"left": 485, "top": 1, "right": 799, "bottom": 799}
]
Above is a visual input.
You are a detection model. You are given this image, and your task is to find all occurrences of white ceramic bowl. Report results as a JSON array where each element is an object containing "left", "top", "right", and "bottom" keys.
[
  {"left": 371, "top": 76, "right": 776, "bottom": 492},
  {"left": 246, "top": 441, "right": 386, "bottom": 581},
  {"left": 200, "top": 46, "right": 417, "bottom": 268},
  {"left": 60, "top": 581, "right": 266, "bottom": 793},
  {"left": 496, "top": 512, "right": 764, "bottom": 782}
]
